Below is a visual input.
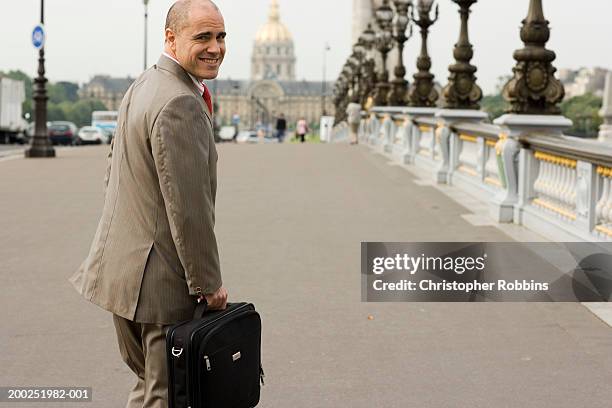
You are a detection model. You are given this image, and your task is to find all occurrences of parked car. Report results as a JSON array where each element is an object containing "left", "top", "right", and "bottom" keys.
[
  {"left": 48, "top": 121, "right": 77, "bottom": 145},
  {"left": 236, "top": 130, "right": 257, "bottom": 144},
  {"left": 218, "top": 126, "right": 237, "bottom": 142},
  {"left": 236, "top": 130, "right": 257, "bottom": 143},
  {"left": 74, "top": 126, "right": 109, "bottom": 145}
]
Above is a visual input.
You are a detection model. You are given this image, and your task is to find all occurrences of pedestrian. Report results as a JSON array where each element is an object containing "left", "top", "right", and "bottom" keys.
[
  {"left": 69, "top": 1, "right": 228, "bottom": 407},
  {"left": 231, "top": 113, "right": 240, "bottom": 143},
  {"left": 346, "top": 100, "right": 362, "bottom": 145},
  {"left": 276, "top": 113, "right": 287, "bottom": 143},
  {"left": 296, "top": 117, "right": 308, "bottom": 143},
  {"left": 256, "top": 121, "right": 265, "bottom": 142}
]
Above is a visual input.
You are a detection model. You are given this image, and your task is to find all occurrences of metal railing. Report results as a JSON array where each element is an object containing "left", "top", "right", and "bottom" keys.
[{"left": 331, "top": 107, "right": 612, "bottom": 242}]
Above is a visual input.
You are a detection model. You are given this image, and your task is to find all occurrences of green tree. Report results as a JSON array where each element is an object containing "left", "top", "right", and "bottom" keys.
[
  {"left": 481, "top": 94, "right": 507, "bottom": 121},
  {"left": 47, "top": 103, "right": 66, "bottom": 122},
  {"left": 560, "top": 93, "right": 603, "bottom": 137},
  {"left": 45, "top": 99, "right": 106, "bottom": 127},
  {"left": 49, "top": 81, "right": 79, "bottom": 104},
  {"left": 64, "top": 99, "right": 107, "bottom": 127},
  {"left": 479, "top": 75, "right": 512, "bottom": 121}
]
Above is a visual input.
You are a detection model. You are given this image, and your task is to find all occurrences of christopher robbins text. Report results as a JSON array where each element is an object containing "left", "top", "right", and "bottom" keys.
[{"left": 372, "top": 279, "right": 549, "bottom": 292}]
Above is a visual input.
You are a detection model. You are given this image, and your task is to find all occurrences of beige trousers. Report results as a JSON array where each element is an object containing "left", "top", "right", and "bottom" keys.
[{"left": 113, "top": 314, "right": 170, "bottom": 408}]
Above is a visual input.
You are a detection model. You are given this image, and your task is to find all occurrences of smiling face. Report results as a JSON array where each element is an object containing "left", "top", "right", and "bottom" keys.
[{"left": 165, "top": 1, "right": 226, "bottom": 81}]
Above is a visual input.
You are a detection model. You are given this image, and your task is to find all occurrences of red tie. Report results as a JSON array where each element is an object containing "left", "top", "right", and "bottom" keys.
[{"left": 202, "top": 85, "right": 213, "bottom": 115}]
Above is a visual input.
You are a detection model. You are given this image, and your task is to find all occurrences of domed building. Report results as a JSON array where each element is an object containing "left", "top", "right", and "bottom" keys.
[
  {"left": 251, "top": 0, "right": 296, "bottom": 81},
  {"left": 210, "top": 0, "right": 334, "bottom": 131}
]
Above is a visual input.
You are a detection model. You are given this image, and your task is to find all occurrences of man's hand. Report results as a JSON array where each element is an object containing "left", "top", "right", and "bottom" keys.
[{"left": 199, "top": 286, "right": 228, "bottom": 310}]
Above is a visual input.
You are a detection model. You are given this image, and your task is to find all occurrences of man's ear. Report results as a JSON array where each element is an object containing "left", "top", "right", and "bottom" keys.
[{"left": 165, "top": 28, "right": 177, "bottom": 53}]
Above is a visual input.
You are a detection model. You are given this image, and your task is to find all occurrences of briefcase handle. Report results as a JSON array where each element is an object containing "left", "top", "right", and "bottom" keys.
[
  {"left": 193, "top": 298, "right": 209, "bottom": 319},
  {"left": 193, "top": 299, "right": 234, "bottom": 319}
]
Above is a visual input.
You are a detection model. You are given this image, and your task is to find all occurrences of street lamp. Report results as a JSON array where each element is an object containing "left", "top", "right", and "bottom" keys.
[
  {"left": 441, "top": 0, "right": 482, "bottom": 109},
  {"left": 388, "top": 0, "right": 413, "bottom": 106},
  {"left": 348, "top": 52, "right": 361, "bottom": 103},
  {"left": 321, "top": 43, "right": 331, "bottom": 116},
  {"left": 333, "top": 71, "right": 348, "bottom": 123},
  {"left": 143, "top": 0, "right": 150, "bottom": 71},
  {"left": 342, "top": 64, "right": 353, "bottom": 100},
  {"left": 407, "top": 0, "right": 439, "bottom": 107},
  {"left": 25, "top": 0, "right": 55, "bottom": 158},
  {"left": 359, "top": 24, "right": 377, "bottom": 107},
  {"left": 337, "top": 65, "right": 353, "bottom": 122},
  {"left": 352, "top": 40, "right": 365, "bottom": 104},
  {"left": 502, "top": 0, "right": 564, "bottom": 114},
  {"left": 373, "top": 0, "right": 394, "bottom": 106}
]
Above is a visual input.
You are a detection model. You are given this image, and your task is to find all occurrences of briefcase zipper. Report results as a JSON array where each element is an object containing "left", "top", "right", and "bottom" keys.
[
  {"left": 204, "top": 355, "right": 211, "bottom": 371},
  {"left": 201, "top": 330, "right": 259, "bottom": 374}
]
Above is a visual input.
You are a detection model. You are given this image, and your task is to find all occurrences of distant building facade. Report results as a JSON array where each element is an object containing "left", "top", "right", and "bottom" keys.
[
  {"left": 559, "top": 67, "right": 609, "bottom": 99},
  {"left": 80, "top": 0, "right": 334, "bottom": 127},
  {"left": 210, "top": 0, "right": 334, "bottom": 129},
  {"left": 79, "top": 75, "right": 134, "bottom": 111}
]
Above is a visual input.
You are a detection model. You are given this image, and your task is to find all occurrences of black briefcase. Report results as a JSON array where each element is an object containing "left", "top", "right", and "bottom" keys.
[{"left": 166, "top": 301, "right": 263, "bottom": 408}]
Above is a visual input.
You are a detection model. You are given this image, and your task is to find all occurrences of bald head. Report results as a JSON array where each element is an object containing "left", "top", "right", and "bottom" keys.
[
  {"left": 163, "top": 0, "right": 226, "bottom": 81},
  {"left": 165, "top": 0, "right": 219, "bottom": 34}
]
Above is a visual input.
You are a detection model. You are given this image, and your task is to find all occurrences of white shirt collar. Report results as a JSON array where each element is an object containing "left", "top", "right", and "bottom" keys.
[{"left": 162, "top": 52, "right": 206, "bottom": 95}]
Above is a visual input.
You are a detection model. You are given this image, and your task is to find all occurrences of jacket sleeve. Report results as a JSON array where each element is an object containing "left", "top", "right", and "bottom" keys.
[{"left": 150, "top": 93, "right": 222, "bottom": 296}]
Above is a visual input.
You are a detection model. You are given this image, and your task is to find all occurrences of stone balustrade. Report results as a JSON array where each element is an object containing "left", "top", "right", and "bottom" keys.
[
  {"left": 519, "top": 134, "right": 612, "bottom": 241},
  {"left": 596, "top": 166, "right": 612, "bottom": 238},
  {"left": 338, "top": 108, "right": 612, "bottom": 243}
]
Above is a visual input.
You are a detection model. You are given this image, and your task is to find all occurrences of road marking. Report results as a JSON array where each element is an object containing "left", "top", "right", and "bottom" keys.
[
  {"left": 0, "top": 151, "right": 24, "bottom": 162},
  {"left": 413, "top": 179, "right": 434, "bottom": 186},
  {"left": 461, "top": 213, "right": 495, "bottom": 227}
]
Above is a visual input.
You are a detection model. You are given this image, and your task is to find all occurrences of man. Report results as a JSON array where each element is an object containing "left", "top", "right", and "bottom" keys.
[
  {"left": 69, "top": 1, "right": 228, "bottom": 406},
  {"left": 275, "top": 113, "right": 287, "bottom": 143}
]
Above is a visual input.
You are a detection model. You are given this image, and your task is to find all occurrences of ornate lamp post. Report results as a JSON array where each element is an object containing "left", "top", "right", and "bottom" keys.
[
  {"left": 442, "top": 0, "right": 482, "bottom": 109},
  {"left": 388, "top": 0, "right": 413, "bottom": 106},
  {"left": 333, "top": 69, "right": 350, "bottom": 122},
  {"left": 491, "top": 0, "right": 570, "bottom": 224},
  {"left": 321, "top": 43, "right": 330, "bottom": 116},
  {"left": 407, "top": 0, "right": 439, "bottom": 107},
  {"left": 342, "top": 64, "right": 354, "bottom": 114},
  {"left": 345, "top": 58, "right": 356, "bottom": 102},
  {"left": 26, "top": 0, "right": 55, "bottom": 158},
  {"left": 359, "top": 24, "right": 377, "bottom": 107},
  {"left": 351, "top": 43, "right": 366, "bottom": 104},
  {"left": 502, "top": 0, "right": 564, "bottom": 114},
  {"left": 143, "top": 0, "right": 150, "bottom": 70},
  {"left": 372, "top": 0, "right": 395, "bottom": 106},
  {"left": 332, "top": 81, "right": 340, "bottom": 122}
]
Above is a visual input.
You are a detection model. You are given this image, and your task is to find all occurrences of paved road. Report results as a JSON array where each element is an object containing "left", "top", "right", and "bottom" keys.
[
  {"left": 0, "top": 144, "right": 22, "bottom": 151},
  {"left": 0, "top": 144, "right": 25, "bottom": 157},
  {"left": 1, "top": 144, "right": 612, "bottom": 407}
]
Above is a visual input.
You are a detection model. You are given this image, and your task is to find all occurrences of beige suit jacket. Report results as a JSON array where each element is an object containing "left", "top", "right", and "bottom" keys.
[{"left": 70, "top": 55, "right": 222, "bottom": 324}]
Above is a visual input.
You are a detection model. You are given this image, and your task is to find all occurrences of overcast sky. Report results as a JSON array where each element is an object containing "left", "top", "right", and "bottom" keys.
[{"left": 2, "top": 0, "right": 611, "bottom": 95}]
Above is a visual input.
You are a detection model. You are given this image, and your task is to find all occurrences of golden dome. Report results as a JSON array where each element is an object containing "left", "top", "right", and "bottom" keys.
[{"left": 255, "top": 0, "right": 293, "bottom": 44}]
